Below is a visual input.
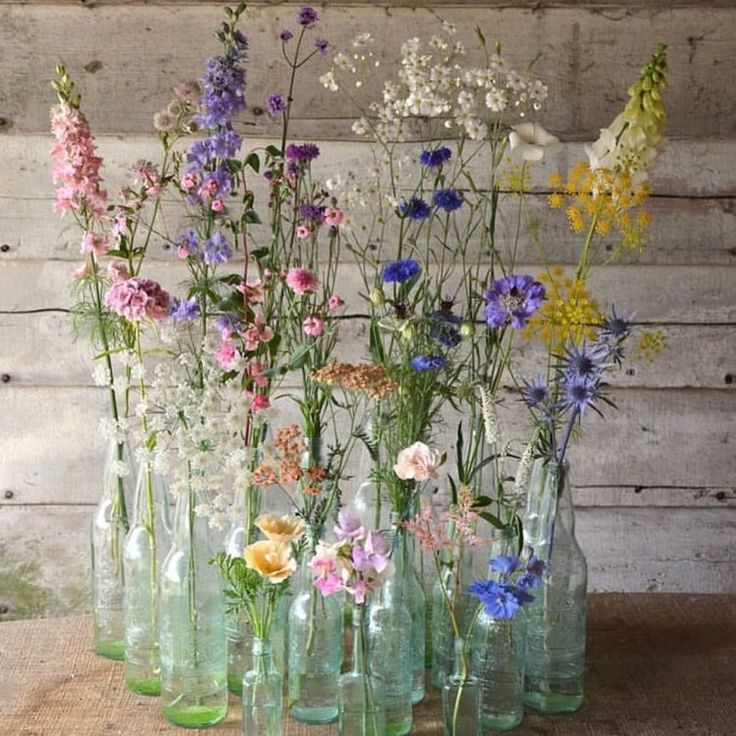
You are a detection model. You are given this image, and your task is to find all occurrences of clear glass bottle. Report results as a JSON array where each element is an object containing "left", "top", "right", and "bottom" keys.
[
  {"left": 523, "top": 459, "right": 587, "bottom": 714},
  {"left": 242, "top": 636, "right": 283, "bottom": 736},
  {"left": 91, "top": 431, "right": 134, "bottom": 660},
  {"left": 431, "top": 546, "right": 475, "bottom": 690},
  {"left": 442, "top": 637, "right": 481, "bottom": 736},
  {"left": 288, "top": 555, "right": 343, "bottom": 724},
  {"left": 339, "top": 603, "right": 386, "bottom": 736},
  {"left": 353, "top": 415, "right": 390, "bottom": 533},
  {"left": 159, "top": 488, "right": 228, "bottom": 728},
  {"left": 122, "top": 463, "right": 171, "bottom": 695},
  {"left": 367, "top": 559, "right": 413, "bottom": 735},
  {"left": 389, "top": 513, "right": 426, "bottom": 705}
]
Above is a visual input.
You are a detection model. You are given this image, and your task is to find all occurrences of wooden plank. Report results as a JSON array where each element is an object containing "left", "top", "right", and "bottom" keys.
[
  {"left": 1, "top": 386, "right": 735, "bottom": 504},
  {"left": 1, "top": 311, "right": 734, "bottom": 390},
  {"left": 1, "top": 259, "right": 734, "bottom": 323},
  {"left": 0, "top": 5, "right": 734, "bottom": 137},
  {"left": 1, "top": 504, "right": 733, "bottom": 624}
]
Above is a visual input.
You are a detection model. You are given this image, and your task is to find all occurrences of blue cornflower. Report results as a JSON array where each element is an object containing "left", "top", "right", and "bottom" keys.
[
  {"left": 490, "top": 555, "right": 520, "bottom": 575},
  {"left": 398, "top": 197, "right": 431, "bottom": 221},
  {"left": 433, "top": 189, "right": 463, "bottom": 212},
  {"left": 468, "top": 580, "right": 521, "bottom": 619},
  {"left": 410, "top": 355, "right": 447, "bottom": 372},
  {"left": 286, "top": 142, "right": 320, "bottom": 165},
  {"left": 419, "top": 147, "right": 452, "bottom": 167},
  {"left": 280, "top": 29, "right": 294, "bottom": 43},
  {"left": 382, "top": 258, "right": 421, "bottom": 284},
  {"left": 203, "top": 231, "right": 232, "bottom": 265},
  {"left": 521, "top": 375, "right": 550, "bottom": 410},
  {"left": 525, "top": 554, "right": 546, "bottom": 579},
  {"left": 297, "top": 6, "right": 319, "bottom": 26},
  {"left": 510, "top": 586, "right": 536, "bottom": 605},
  {"left": 197, "top": 53, "right": 247, "bottom": 129},
  {"left": 169, "top": 297, "right": 201, "bottom": 322},
  {"left": 315, "top": 38, "right": 329, "bottom": 54},
  {"left": 560, "top": 373, "right": 600, "bottom": 414},
  {"left": 174, "top": 229, "right": 200, "bottom": 257},
  {"left": 484, "top": 274, "right": 546, "bottom": 329}
]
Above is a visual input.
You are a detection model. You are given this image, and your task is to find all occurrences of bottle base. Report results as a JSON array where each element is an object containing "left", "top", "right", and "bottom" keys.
[
  {"left": 482, "top": 712, "right": 524, "bottom": 731},
  {"left": 385, "top": 716, "right": 413, "bottom": 735},
  {"left": 95, "top": 640, "right": 125, "bottom": 660},
  {"left": 162, "top": 703, "right": 228, "bottom": 728},
  {"left": 227, "top": 673, "right": 243, "bottom": 696},
  {"left": 288, "top": 704, "right": 338, "bottom": 724},
  {"left": 126, "top": 676, "right": 161, "bottom": 697},
  {"left": 524, "top": 691, "right": 583, "bottom": 714},
  {"left": 411, "top": 687, "right": 425, "bottom": 705}
]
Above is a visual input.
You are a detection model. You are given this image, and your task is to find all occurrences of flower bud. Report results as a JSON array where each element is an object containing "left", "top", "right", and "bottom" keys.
[
  {"left": 460, "top": 321, "right": 476, "bottom": 338},
  {"left": 369, "top": 287, "right": 385, "bottom": 307},
  {"left": 400, "top": 322, "right": 416, "bottom": 340}
]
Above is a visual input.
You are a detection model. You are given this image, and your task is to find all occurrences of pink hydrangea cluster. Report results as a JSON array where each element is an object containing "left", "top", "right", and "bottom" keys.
[
  {"left": 310, "top": 509, "right": 394, "bottom": 604},
  {"left": 104, "top": 277, "right": 170, "bottom": 322},
  {"left": 50, "top": 103, "right": 107, "bottom": 219}
]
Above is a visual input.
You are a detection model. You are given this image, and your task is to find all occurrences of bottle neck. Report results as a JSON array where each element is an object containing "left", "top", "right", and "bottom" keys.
[
  {"left": 132, "top": 462, "right": 169, "bottom": 527},
  {"left": 252, "top": 636, "right": 273, "bottom": 674},
  {"left": 452, "top": 636, "right": 470, "bottom": 681},
  {"left": 172, "top": 487, "right": 210, "bottom": 549},
  {"left": 351, "top": 603, "right": 367, "bottom": 674}
]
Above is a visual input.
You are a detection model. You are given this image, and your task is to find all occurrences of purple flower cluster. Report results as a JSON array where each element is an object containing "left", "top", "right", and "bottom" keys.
[
  {"left": 398, "top": 197, "right": 431, "bottom": 221},
  {"left": 484, "top": 274, "right": 546, "bottom": 329},
  {"left": 410, "top": 355, "right": 447, "bottom": 372},
  {"left": 382, "top": 258, "right": 421, "bottom": 284},
  {"left": 202, "top": 231, "right": 233, "bottom": 265},
  {"left": 433, "top": 188, "right": 463, "bottom": 212},
  {"left": 169, "top": 297, "right": 201, "bottom": 322},
  {"left": 297, "top": 6, "right": 319, "bottom": 26},
  {"left": 265, "top": 92, "right": 287, "bottom": 116},
  {"left": 299, "top": 203, "right": 325, "bottom": 223},
  {"left": 286, "top": 142, "right": 320, "bottom": 166},
  {"left": 469, "top": 549, "right": 545, "bottom": 619},
  {"left": 419, "top": 146, "right": 452, "bottom": 167},
  {"left": 196, "top": 52, "right": 247, "bottom": 130}
]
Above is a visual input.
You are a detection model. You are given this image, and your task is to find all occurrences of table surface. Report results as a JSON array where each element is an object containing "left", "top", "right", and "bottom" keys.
[{"left": 1, "top": 594, "right": 735, "bottom": 735}]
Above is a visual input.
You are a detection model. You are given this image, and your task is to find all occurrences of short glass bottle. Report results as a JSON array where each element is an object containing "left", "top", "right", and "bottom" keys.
[
  {"left": 159, "top": 488, "right": 228, "bottom": 728},
  {"left": 442, "top": 637, "right": 481, "bottom": 736},
  {"left": 523, "top": 459, "right": 587, "bottom": 714},
  {"left": 288, "top": 555, "right": 343, "bottom": 724},
  {"left": 242, "top": 636, "right": 283, "bottom": 736},
  {"left": 367, "top": 560, "right": 413, "bottom": 735},
  {"left": 339, "top": 603, "right": 386, "bottom": 736},
  {"left": 91, "top": 430, "right": 134, "bottom": 660},
  {"left": 122, "top": 464, "right": 171, "bottom": 695}
]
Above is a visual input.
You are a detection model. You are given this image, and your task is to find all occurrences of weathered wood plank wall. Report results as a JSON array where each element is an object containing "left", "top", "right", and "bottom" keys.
[{"left": 0, "top": 0, "right": 734, "bottom": 618}]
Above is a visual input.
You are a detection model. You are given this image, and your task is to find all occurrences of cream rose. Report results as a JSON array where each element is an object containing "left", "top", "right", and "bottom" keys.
[
  {"left": 394, "top": 442, "right": 443, "bottom": 482},
  {"left": 243, "top": 540, "right": 296, "bottom": 584},
  {"left": 255, "top": 513, "right": 306, "bottom": 544}
]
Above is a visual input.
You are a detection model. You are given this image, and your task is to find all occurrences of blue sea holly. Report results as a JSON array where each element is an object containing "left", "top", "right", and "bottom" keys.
[
  {"left": 484, "top": 274, "right": 546, "bottom": 329},
  {"left": 521, "top": 375, "right": 550, "bottom": 409},
  {"left": 560, "top": 341, "right": 607, "bottom": 379},
  {"left": 382, "top": 258, "right": 421, "bottom": 284},
  {"left": 560, "top": 373, "right": 601, "bottom": 414}
]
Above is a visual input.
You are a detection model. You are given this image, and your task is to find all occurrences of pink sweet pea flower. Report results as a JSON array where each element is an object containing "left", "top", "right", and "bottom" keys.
[
  {"left": 211, "top": 198, "right": 226, "bottom": 213},
  {"left": 237, "top": 278, "right": 265, "bottom": 304},
  {"left": 323, "top": 207, "right": 344, "bottom": 228},
  {"left": 285, "top": 267, "right": 319, "bottom": 296},
  {"left": 250, "top": 394, "right": 271, "bottom": 413},
  {"left": 335, "top": 509, "right": 365, "bottom": 541},
  {"left": 248, "top": 360, "right": 269, "bottom": 388},
  {"left": 328, "top": 294, "right": 345, "bottom": 311},
  {"left": 310, "top": 546, "right": 343, "bottom": 596},
  {"left": 214, "top": 341, "right": 237, "bottom": 370},
  {"left": 303, "top": 315, "right": 325, "bottom": 337}
]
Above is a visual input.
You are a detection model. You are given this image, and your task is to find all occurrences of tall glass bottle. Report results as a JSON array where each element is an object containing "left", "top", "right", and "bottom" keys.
[
  {"left": 122, "top": 463, "right": 171, "bottom": 694},
  {"left": 367, "top": 560, "right": 413, "bottom": 735},
  {"left": 242, "top": 636, "right": 283, "bottom": 736},
  {"left": 389, "top": 513, "right": 425, "bottom": 705},
  {"left": 159, "top": 488, "right": 228, "bottom": 728},
  {"left": 91, "top": 430, "right": 134, "bottom": 660},
  {"left": 288, "top": 554, "right": 343, "bottom": 724},
  {"left": 523, "top": 460, "right": 587, "bottom": 714},
  {"left": 353, "top": 414, "right": 390, "bottom": 532},
  {"left": 442, "top": 637, "right": 481, "bottom": 736},
  {"left": 339, "top": 603, "right": 386, "bottom": 736}
]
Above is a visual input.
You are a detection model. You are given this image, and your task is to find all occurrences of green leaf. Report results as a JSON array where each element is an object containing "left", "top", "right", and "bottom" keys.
[
  {"left": 244, "top": 210, "right": 262, "bottom": 225},
  {"left": 250, "top": 247, "right": 270, "bottom": 261},
  {"left": 225, "top": 158, "right": 243, "bottom": 174},
  {"left": 245, "top": 152, "right": 261, "bottom": 173},
  {"left": 478, "top": 511, "right": 505, "bottom": 529},
  {"left": 471, "top": 495, "right": 494, "bottom": 508}
]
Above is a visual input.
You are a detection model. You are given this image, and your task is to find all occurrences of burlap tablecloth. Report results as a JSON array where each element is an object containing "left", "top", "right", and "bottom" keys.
[{"left": 1, "top": 594, "right": 735, "bottom": 735}]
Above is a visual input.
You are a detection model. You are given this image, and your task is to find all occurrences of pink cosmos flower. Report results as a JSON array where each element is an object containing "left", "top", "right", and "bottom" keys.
[
  {"left": 250, "top": 394, "right": 272, "bottom": 413},
  {"left": 394, "top": 441, "right": 443, "bottom": 482},
  {"left": 285, "top": 267, "right": 319, "bottom": 296},
  {"left": 106, "top": 260, "right": 130, "bottom": 283},
  {"left": 303, "top": 315, "right": 325, "bottom": 337},
  {"left": 296, "top": 224, "right": 311, "bottom": 240},
  {"left": 328, "top": 294, "right": 345, "bottom": 311},
  {"left": 81, "top": 232, "right": 109, "bottom": 258},
  {"left": 323, "top": 207, "right": 345, "bottom": 228},
  {"left": 214, "top": 341, "right": 237, "bottom": 370},
  {"left": 104, "top": 277, "right": 170, "bottom": 322}
]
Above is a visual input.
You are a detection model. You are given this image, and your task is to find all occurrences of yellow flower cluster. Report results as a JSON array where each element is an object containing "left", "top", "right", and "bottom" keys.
[
  {"left": 522, "top": 267, "right": 602, "bottom": 347},
  {"left": 548, "top": 162, "right": 652, "bottom": 254},
  {"left": 635, "top": 329, "right": 667, "bottom": 363}
]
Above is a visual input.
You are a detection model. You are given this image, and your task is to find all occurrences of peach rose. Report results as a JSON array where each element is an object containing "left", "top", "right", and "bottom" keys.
[
  {"left": 243, "top": 540, "right": 296, "bottom": 584},
  {"left": 255, "top": 513, "right": 306, "bottom": 544},
  {"left": 393, "top": 442, "right": 443, "bottom": 482}
]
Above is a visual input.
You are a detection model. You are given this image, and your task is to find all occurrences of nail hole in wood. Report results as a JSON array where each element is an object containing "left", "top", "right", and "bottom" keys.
[
  {"left": 725, "top": 373, "right": 734, "bottom": 385},
  {"left": 716, "top": 491, "right": 726, "bottom": 501},
  {"left": 0, "top": 244, "right": 10, "bottom": 253},
  {"left": 1, "top": 374, "right": 10, "bottom": 383},
  {"left": 3, "top": 490, "right": 13, "bottom": 500},
  {"left": 252, "top": 106, "right": 264, "bottom": 116}
]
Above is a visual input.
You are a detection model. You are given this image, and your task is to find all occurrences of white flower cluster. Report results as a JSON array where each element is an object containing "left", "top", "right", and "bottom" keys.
[{"left": 321, "top": 29, "right": 548, "bottom": 144}]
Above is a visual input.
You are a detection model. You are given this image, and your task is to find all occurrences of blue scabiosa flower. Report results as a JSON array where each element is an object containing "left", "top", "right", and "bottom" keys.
[
  {"left": 433, "top": 189, "right": 463, "bottom": 212},
  {"left": 410, "top": 355, "right": 447, "bottom": 372},
  {"left": 419, "top": 146, "right": 452, "bottom": 167},
  {"left": 521, "top": 375, "right": 550, "bottom": 409},
  {"left": 398, "top": 197, "right": 431, "bottom": 221},
  {"left": 468, "top": 580, "right": 521, "bottom": 619},
  {"left": 203, "top": 231, "right": 232, "bottom": 265},
  {"left": 560, "top": 373, "right": 600, "bottom": 414},
  {"left": 484, "top": 274, "right": 546, "bottom": 329},
  {"left": 382, "top": 258, "right": 421, "bottom": 284},
  {"left": 169, "top": 297, "right": 201, "bottom": 322},
  {"left": 297, "top": 6, "right": 319, "bottom": 26},
  {"left": 429, "top": 310, "right": 462, "bottom": 348}
]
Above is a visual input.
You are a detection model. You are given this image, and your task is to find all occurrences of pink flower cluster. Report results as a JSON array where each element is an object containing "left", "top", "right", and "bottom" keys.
[
  {"left": 285, "top": 267, "right": 319, "bottom": 296},
  {"left": 104, "top": 277, "right": 170, "bottom": 322},
  {"left": 50, "top": 103, "right": 107, "bottom": 219},
  {"left": 310, "top": 510, "right": 393, "bottom": 604},
  {"left": 131, "top": 160, "right": 162, "bottom": 198}
]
